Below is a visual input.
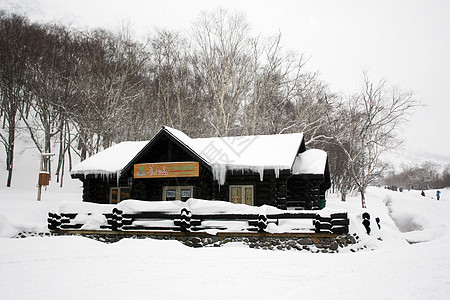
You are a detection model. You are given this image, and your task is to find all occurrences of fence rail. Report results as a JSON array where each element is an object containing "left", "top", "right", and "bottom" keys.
[{"left": 48, "top": 208, "right": 349, "bottom": 234}]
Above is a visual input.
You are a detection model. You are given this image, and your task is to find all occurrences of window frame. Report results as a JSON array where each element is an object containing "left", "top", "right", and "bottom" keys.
[
  {"left": 110, "top": 187, "right": 131, "bottom": 204},
  {"left": 229, "top": 185, "right": 254, "bottom": 206},
  {"left": 162, "top": 186, "right": 194, "bottom": 201}
]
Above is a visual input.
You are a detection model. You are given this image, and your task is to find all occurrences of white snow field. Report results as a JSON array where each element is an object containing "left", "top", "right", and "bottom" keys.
[
  {"left": 1, "top": 143, "right": 450, "bottom": 299},
  {"left": 0, "top": 184, "right": 449, "bottom": 300}
]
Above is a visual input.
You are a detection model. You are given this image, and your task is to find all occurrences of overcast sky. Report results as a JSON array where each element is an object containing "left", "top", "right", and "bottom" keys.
[{"left": 1, "top": 0, "right": 449, "bottom": 165}]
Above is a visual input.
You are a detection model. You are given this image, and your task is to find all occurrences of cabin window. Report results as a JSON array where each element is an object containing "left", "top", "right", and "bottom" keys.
[
  {"left": 162, "top": 186, "right": 193, "bottom": 201},
  {"left": 166, "top": 189, "right": 176, "bottom": 201},
  {"left": 180, "top": 189, "right": 192, "bottom": 201},
  {"left": 229, "top": 185, "right": 254, "bottom": 206},
  {"left": 110, "top": 187, "right": 131, "bottom": 204}
]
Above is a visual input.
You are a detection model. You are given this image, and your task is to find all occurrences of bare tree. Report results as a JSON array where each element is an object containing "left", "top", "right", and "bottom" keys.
[
  {"left": 334, "top": 72, "right": 417, "bottom": 207},
  {"left": 442, "top": 165, "right": 450, "bottom": 188},
  {"left": 237, "top": 31, "right": 335, "bottom": 142},
  {"left": 146, "top": 29, "right": 205, "bottom": 137},
  {"left": 69, "top": 27, "right": 148, "bottom": 159},
  {"left": 191, "top": 8, "right": 252, "bottom": 136},
  {"left": 0, "top": 12, "right": 35, "bottom": 186},
  {"left": 21, "top": 24, "right": 68, "bottom": 170}
]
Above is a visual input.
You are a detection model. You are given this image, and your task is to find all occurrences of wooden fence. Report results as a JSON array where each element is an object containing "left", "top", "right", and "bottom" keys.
[{"left": 48, "top": 209, "right": 349, "bottom": 234}]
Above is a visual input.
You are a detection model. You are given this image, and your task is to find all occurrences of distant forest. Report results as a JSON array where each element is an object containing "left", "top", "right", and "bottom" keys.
[
  {"left": 382, "top": 162, "right": 450, "bottom": 191},
  {"left": 1, "top": 9, "right": 429, "bottom": 206}
]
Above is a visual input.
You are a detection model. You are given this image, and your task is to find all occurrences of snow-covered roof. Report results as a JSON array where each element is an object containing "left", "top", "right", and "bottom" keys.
[
  {"left": 164, "top": 126, "right": 303, "bottom": 170},
  {"left": 71, "top": 126, "right": 324, "bottom": 184},
  {"left": 163, "top": 126, "right": 304, "bottom": 184},
  {"left": 292, "top": 149, "right": 328, "bottom": 175},
  {"left": 71, "top": 141, "right": 148, "bottom": 176}
]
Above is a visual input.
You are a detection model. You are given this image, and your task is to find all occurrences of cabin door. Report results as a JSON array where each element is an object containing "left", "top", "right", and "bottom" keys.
[{"left": 229, "top": 185, "right": 254, "bottom": 206}]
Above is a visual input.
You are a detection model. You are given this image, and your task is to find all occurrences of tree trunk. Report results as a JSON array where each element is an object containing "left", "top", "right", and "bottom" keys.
[
  {"left": 5, "top": 119, "right": 15, "bottom": 187},
  {"left": 360, "top": 188, "right": 367, "bottom": 208},
  {"left": 55, "top": 120, "right": 64, "bottom": 184},
  {"left": 6, "top": 152, "right": 13, "bottom": 187}
]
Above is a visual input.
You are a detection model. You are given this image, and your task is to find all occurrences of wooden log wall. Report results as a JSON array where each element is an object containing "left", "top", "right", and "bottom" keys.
[
  {"left": 286, "top": 178, "right": 323, "bottom": 210},
  {"left": 81, "top": 177, "right": 111, "bottom": 204}
]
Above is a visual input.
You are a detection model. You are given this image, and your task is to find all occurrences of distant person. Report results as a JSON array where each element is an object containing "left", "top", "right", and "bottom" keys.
[
  {"left": 436, "top": 190, "right": 441, "bottom": 200},
  {"left": 421, "top": 190, "right": 425, "bottom": 197}
]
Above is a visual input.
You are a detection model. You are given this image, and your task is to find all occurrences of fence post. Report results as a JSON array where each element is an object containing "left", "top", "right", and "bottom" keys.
[
  {"left": 179, "top": 208, "right": 192, "bottom": 232},
  {"left": 112, "top": 208, "right": 123, "bottom": 231},
  {"left": 257, "top": 214, "right": 268, "bottom": 232},
  {"left": 362, "top": 212, "right": 371, "bottom": 235},
  {"left": 47, "top": 212, "right": 61, "bottom": 230}
]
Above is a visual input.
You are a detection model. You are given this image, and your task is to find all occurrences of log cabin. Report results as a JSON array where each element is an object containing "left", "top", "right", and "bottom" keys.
[{"left": 71, "top": 126, "right": 331, "bottom": 210}]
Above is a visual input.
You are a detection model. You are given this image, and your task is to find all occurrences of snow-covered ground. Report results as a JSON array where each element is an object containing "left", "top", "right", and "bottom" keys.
[
  {"left": 1, "top": 142, "right": 450, "bottom": 299},
  {"left": 0, "top": 181, "right": 449, "bottom": 299}
]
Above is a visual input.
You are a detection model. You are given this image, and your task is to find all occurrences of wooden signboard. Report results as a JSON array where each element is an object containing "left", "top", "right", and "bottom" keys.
[
  {"left": 134, "top": 162, "right": 199, "bottom": 178},
  {"left": 38, "top": 172, "right": 50, "bottom": 186}
]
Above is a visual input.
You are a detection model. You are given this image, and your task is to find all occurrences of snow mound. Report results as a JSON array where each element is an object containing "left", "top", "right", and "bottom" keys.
[
  {"left": 383, "top": 189, "right": 449, "bottom": 244},
  {"left": 117, "top": 198, "right": 330, "bottom": 216}
]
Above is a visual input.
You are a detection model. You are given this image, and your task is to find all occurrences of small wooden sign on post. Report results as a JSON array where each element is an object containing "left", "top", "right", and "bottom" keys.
[
  {"left": 37, "top": 153, "right": 55, "bottom": 201},
  {"left": 38, "top": 172, "right": 50, "bottom": 186}
]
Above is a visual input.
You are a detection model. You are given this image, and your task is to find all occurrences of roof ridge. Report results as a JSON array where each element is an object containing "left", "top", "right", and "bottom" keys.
[{"left": 192, "top": 131, "right": 303, "bottom": 141}]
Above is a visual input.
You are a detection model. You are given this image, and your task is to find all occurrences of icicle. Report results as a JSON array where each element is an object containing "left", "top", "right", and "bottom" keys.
[
  {"left": 274, "top": 166, "right": 280, "bottom": 178},
  {"left": 258, "top": 166, "right": 264, "bottom": 181},
  {"left": 212, "top": 164, "right": 227, "bottom": 186},
  {"left": 116, "top": 169, "right": 121, "bottom": 186}
]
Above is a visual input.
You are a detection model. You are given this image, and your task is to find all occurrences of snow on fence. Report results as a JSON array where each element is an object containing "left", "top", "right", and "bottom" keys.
[{"left": 48, "top": 204, "right": 349, "bottom": 234}]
